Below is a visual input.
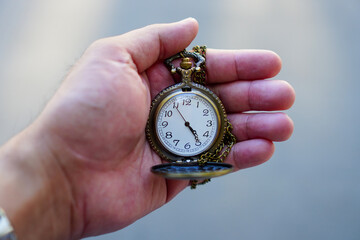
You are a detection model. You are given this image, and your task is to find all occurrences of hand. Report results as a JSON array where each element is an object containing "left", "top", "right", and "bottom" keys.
[{"left": 0, "top": 18, "right": 295, "bottom": 239}]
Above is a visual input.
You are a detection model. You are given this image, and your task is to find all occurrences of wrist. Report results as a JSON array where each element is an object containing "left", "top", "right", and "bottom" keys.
[{"left": 0, "top": 125, "right": 72, "bottom": 240}]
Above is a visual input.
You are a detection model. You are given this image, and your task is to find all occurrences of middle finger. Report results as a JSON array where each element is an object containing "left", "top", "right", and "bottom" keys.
[{"left": 210, "top": 79, "right": 295, "bottom": 113}]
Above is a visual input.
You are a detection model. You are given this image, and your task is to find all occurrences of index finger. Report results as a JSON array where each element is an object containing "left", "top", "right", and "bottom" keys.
[{"left": 205, "top": 49, "right": 282, "bottom": 84}]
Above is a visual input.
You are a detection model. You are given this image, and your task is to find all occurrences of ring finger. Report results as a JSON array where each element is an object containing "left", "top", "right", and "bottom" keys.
[{"left": 228, "top": 112, "right": 294, "bottom": 142}]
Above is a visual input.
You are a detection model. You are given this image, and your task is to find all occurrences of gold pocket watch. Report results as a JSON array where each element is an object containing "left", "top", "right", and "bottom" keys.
[{"left": 146, "top": 46, "right": 236, "bottom": 188}]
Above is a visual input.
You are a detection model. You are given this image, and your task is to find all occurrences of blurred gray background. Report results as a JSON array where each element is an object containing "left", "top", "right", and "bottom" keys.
[{"left": 1, "top": 0, "right": 359, "bottom": 239}]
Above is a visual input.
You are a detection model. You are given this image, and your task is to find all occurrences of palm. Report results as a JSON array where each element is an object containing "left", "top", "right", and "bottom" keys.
[{"left": 39, "top": 52, "right": 185, "bottom": 236}]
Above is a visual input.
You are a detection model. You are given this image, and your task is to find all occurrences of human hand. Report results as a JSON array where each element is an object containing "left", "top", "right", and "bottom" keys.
[{"left": 0, "top": 18, "right": 294, "bottom": 239}]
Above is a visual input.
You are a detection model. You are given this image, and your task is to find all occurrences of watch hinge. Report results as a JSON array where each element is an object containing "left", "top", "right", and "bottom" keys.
[{"left": 176, "top": 158, "right": 198, "bottom": 163}]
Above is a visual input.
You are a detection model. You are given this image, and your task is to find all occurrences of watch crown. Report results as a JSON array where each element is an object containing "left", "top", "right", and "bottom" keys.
[{"left": 180, "top": 57, "right": 193, "bottom": 70}]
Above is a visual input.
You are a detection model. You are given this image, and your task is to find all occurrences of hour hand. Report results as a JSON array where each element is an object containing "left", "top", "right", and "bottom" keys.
[{"left": 186, "top": 122, "right": 200, "bottom": 142}]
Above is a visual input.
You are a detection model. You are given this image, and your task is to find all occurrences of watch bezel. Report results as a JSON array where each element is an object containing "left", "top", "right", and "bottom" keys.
[{"left": 146, "top": 82, "right": 228, "bottom": 163}]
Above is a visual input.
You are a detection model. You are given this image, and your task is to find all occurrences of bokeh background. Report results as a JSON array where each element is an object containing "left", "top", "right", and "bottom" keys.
[{"left": 1, "top": 0, "right": 359, "bottom": 239}]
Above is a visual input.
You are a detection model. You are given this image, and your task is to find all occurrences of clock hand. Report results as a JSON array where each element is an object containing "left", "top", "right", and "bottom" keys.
[
  {"left": 193, "top": 131, "right": 201, "bottom": 143},
  {"left": 175, "top": 106, "right": 187, "bottom": 123},
  {"left": 175, "top": 106, "right": 200, "bottom": 142},
  {"left": 186, "top": 123, "right": 200, "bottom": 143}
]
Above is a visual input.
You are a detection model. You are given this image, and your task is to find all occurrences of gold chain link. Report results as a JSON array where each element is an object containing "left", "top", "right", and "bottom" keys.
[{"left": 192, "top": 45, "right": 207, "bottom": 85}]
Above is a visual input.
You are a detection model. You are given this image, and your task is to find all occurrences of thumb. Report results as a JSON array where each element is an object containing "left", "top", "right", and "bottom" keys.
[{"left": 89, "top": 18, "right": 199, "bottom": 73}]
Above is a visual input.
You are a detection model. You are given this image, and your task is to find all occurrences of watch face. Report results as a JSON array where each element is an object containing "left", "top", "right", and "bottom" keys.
[{"left": 155, "top": 89, "right": 220, "bottom": 157}]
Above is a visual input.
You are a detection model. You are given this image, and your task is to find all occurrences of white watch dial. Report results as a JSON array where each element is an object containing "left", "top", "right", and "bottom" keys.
[{"left": 155, "top": 92, "right": 219, "bottom": 157}]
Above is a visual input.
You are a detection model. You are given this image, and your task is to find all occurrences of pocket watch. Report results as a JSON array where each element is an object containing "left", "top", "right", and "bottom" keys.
[{"left": 146, "top": 46, "right": 236, "bottom": 188}]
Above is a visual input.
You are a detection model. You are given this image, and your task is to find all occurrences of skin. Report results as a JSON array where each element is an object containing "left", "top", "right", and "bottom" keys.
[{"left": 0, "top": 18, "right": 295, "bottom": 239}]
